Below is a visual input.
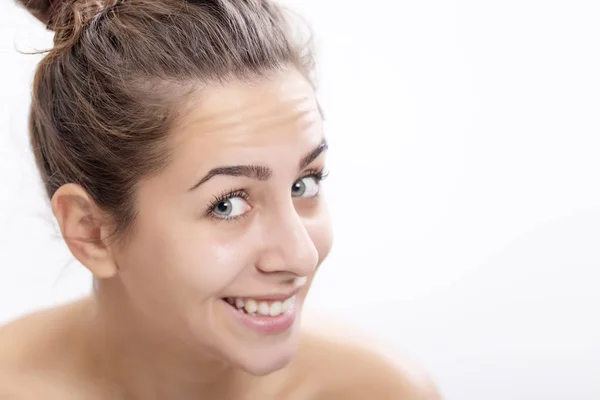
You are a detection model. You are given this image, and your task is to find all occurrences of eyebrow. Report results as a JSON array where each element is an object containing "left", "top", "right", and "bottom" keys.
[{"left": 188, "top": 138, "right": 328, "bottom": 191}]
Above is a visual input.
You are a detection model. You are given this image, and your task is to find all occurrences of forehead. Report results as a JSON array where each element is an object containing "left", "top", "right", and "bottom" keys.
[{"left": 169, "top": 69, "right": 323, "bottom": 168}]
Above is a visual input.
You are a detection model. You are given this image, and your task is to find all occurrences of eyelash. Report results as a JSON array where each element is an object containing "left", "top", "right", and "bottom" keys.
[
  {"left": 305, "top": 167, "right": 330, "bottom": 183},
  {"left": 205, "top": 167, "right": 330, "bottom": 222},
  {"left": 205, "top": 189, "right": 250, "bottom": 222}
]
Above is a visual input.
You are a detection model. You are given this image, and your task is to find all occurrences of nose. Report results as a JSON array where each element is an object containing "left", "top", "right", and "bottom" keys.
[{"left": 255, "top": 203, "right": 319, "bottom": 277}]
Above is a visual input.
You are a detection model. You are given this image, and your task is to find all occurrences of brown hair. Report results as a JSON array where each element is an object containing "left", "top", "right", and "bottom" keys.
[{"left": 16, "top": 0, "right": 315, "bottom": 244}]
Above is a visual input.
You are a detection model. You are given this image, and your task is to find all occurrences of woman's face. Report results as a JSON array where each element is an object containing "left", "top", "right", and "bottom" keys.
[{"left": 112, "top": 68, "right": 332, "bottom": 375}]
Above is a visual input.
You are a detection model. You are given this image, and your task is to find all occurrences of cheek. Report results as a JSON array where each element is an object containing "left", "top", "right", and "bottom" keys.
[{"left": 118, "top": 214, "right": 260, "bottom": 304}]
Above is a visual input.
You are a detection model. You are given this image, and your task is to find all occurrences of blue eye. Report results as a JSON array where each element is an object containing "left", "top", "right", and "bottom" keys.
[
  {"left": 291, "top": 176, "right": 320, "bottom": 198},
  {"left": 207, "top": 190, "right": 251, "bottom": 221},
  {"left": 212, "top": 197, "right": 250, "bottom": 218},
  {"left": 206, "top": 168, "right": 328, "bottom": 222}
]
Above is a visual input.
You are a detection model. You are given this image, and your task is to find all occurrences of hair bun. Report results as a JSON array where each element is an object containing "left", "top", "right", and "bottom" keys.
[
  {"left": 18, "top": 0, "right": 116, "bottom": 33},
  {"left": 17, "top": 0, "right": 120, "bottom": 47},
  {"left": 17, "top": 0, "right": 63, "bottom": 26}
]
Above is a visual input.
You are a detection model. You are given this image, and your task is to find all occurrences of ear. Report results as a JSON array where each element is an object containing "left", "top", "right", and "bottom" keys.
[{"left": 51, "top": 183, "right": 118, "bottom": 279}]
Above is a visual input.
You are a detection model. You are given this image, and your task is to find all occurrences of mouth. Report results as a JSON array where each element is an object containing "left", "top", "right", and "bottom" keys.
[{"left": 222, "top": 296, "right": 296, "bottom": 318}]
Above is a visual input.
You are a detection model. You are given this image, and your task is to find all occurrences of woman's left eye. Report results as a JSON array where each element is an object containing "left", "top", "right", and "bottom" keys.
[{"left": 291, "top": 176, "right": 320, "bottom": 198}]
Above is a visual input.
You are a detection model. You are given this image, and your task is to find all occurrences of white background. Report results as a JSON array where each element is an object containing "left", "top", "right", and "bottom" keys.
[{"left": 1, "top": 1, "right": 599, "bottom": 399}]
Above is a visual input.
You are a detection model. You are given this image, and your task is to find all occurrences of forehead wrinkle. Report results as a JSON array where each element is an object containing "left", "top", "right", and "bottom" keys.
[
  {"left": 169, "top": 70, "right": 321, "bottom": 157},
  {"left": 180, "top": 98, "right": 320, "bottom": 145}
]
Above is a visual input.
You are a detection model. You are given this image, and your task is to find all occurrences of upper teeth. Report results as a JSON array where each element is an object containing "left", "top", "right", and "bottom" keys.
[{"left": 226, "top": 296, "right": 295, "bottom": 317}]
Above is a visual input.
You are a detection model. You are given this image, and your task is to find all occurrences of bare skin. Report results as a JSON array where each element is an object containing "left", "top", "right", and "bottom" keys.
[
  {"left": 0, "top": 299, "right": 439, "bottom": 399},
  {"left": 0, "top": 68, "right": 441, "bottom": 399}
]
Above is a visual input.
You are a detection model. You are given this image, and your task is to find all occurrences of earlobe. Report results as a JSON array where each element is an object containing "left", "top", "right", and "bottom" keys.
[{"left": 50, "top": 183, "right": 118, "bottom": 279}]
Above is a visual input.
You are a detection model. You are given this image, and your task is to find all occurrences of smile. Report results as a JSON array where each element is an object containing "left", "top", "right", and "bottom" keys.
[{"left": 224, "top": 296, "right": 296, "bottom": 317}]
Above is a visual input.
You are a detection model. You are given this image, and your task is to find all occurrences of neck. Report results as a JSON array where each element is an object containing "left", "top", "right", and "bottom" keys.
[{"left": 80, "top": 278, "right": 251, "bottom": 400}]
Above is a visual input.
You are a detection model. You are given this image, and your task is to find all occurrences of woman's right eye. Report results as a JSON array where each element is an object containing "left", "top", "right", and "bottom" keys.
[{"left": 210, "top": 196, "right": 251, "bottom": 220}]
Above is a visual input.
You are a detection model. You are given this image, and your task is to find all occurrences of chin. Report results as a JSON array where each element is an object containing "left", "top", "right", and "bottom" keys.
[
  {"left": 217, "top": 320, "right": 303, "bottom": 376},
  {"left": 236, "top": 339, "right": 300, "bottom": 376},
  {"left": 206, "top": 292, "right": 305, "bottom": 375}
]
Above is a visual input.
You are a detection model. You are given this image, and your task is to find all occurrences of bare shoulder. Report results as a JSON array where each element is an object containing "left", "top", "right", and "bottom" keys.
[
  {"left": 0, "top": 299, "right": 86, "bottom": 365},
  {"left": 296, "top": 311, "right": 442, "bottom": 400},
  {"left": 0, "top": 300, "right": 92, "bottom": 399},
  {"left": 0, "top": 370, "right": 66, "bottom": 400}
]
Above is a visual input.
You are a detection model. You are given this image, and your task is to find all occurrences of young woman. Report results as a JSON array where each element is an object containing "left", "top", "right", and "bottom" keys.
[{"left": 0, "top": 0, "right": 441, "bottom": 398}]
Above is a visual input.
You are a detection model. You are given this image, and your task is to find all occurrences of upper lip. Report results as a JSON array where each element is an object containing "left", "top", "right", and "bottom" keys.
[{"left": 224, "top": 286, "right": 303, "bottom": 302}]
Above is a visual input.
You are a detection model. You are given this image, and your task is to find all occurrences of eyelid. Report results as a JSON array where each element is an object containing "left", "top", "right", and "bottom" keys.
[
  {"left": 300, "top": 166, "right": 329, "bottom": 181},
  {"left": 204, "top": 189, "right": 249, "bottom": 217},
  {"left": 204, "top": 166, "right": 329, "bottom": 221}
]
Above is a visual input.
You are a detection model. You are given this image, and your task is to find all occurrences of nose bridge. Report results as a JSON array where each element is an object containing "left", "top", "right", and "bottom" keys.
[{"left": 257, "top": 200, "right": 318, "bottom": 276}]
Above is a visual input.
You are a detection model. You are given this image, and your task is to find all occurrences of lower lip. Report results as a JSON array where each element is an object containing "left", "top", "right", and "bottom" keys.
[{"left": 223, "top": 299, "right": 298, "bottom": 335}]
